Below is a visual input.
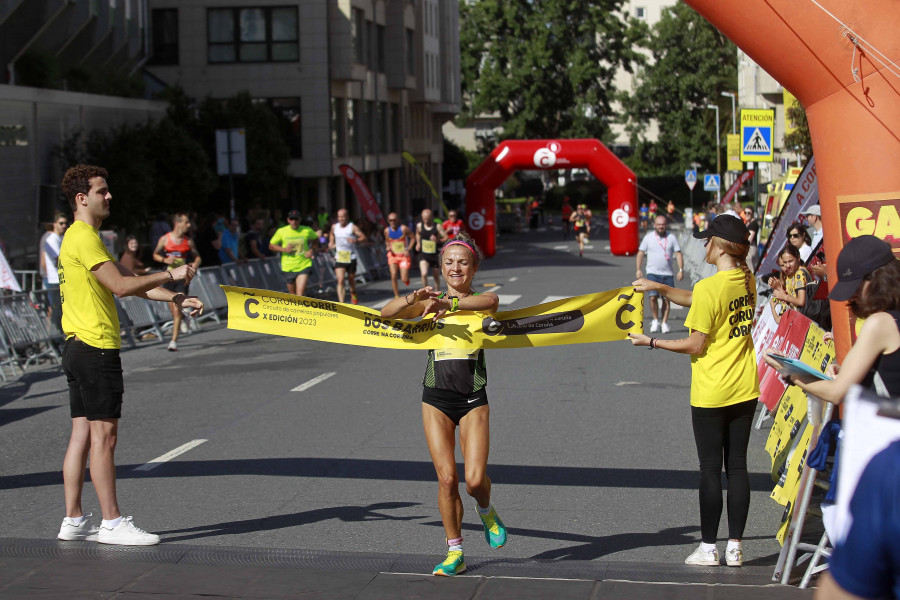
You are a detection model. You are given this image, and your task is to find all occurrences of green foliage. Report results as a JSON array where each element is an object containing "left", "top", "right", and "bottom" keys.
[
  {"left": 784, "top": 102, "right": 813, "bottom": 158},
  {"left": 14, "top": 49, "right": 145, "bottom": 97},
  {"left": 15, "top": 49, "right": 62, "bottom": 88},
  {"left": 443, "top": 137, "right": 482, "bottom": 182},
  {"left": 620, "top": 2, "right": 737, "bottom": 176},
  {"left": 460, "top": 0, "right": 644, "bottom": 143}
]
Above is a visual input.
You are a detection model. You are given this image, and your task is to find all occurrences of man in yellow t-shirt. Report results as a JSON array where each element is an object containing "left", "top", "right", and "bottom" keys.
[
  {"left": 268, "top": 209, "right": 319, "bottom": 296},
  {"left": 57, "top": 165, "right": 204, "bottom": 547}
]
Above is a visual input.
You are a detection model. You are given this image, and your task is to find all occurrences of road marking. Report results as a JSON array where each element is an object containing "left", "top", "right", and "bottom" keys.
[
  {"left": 615, "top": 381, "right": 640, "bottom": 386},
  {"left": 553, "top": 245, "right": 569, "bottom": 250},
  {"left": 496, "top": 294, "right": 522, "bottom": 306},
  {"left": 292, "top": 372, "right": 336, "bottom": 392},
  {"left": 135, "top": 439, "right": 207, "bottom": 471},
  {"left": 508, "top": 277, "right": 518, "bottom": 282},
  {"left": 539, "top": 296, "right": 568, "bottom": 304},
  {"left": 584, "top": 245, "right": 594, "bottom": 249}
]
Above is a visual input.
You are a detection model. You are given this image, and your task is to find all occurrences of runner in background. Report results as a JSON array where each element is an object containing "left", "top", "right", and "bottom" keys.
[
  {"left": 152, "top": 212, "right": 202, "bottom": 352},
  {"left": 639, "top": 202, "right": 649, "bottom": 233},
  {"left": 561, "top": 197, "right": 573, "bottom": 240},
  {"left": 648, "top": 199, "right": 658, "bottom": 222},
  {"left": 383, "top": 212, "right": 414, "bottom": 298},
  {"left": 269, "top": 210, "right": 318, "bottom": 297},
  {"left": 416, "top": 209, "right": 449, "bottom": 290},
  {"left": 380, "top": 232, "right": 505, "bottom": 577},
  {"left": 441, "top": 210, "right": 465, "bottom": 240},
  {"left": 569, "top": 204, "right": 590, "bottom": 257},
  {"left": 328, "top": 209, "right": 366, "bottom": 304}
]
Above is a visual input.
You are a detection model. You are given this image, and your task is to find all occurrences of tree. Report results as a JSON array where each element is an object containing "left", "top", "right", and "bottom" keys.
[
  {"left": 620, "top": 2, "right": 737, "bottom": 176},
  {"left": 784, "top": 102, "right": 813, "bottom": 158},
  {"left": 459, "top": 0, "right": 644, "bottom": 146}
]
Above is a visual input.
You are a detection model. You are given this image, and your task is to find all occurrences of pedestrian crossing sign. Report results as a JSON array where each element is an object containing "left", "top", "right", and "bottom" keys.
[
  {"left": 740, "top": 109, "right": 775, "bottom": 162},
  {"left": 703, "top": 174, "right": 720, "bottom": 191}
]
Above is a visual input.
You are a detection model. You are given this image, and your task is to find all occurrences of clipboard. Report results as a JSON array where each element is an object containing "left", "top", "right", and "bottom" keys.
[{"left": 768, "top": 353, "right": 832, "bottom": 380}]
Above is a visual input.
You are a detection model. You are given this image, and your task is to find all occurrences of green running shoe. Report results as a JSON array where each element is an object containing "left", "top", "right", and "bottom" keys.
[
  {"left": 478, "top": 505, "right": 507, "bottom": 548},
  {"left": 432, "top": 549, "right": 466, "bottom": 576}
]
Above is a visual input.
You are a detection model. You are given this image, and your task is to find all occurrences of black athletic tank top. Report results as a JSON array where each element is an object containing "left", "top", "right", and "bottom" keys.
[
  {"left": 420, "top": 223, "right": 440, "bottom": 256},
  {"left": 422, "top": 293, "right": 486, "bottom": 395},
  {"left": 866, "top": 309, "right": 900, "bottom": 396}
]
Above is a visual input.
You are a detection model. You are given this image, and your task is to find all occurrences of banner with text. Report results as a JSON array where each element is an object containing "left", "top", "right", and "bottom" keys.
[{"left": 224, "top": 286, "right": 644, "bottom": 350}]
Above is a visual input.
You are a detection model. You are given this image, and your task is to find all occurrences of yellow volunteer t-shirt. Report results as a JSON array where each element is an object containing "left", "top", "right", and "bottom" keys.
[
  {"left": 683, "top": 269, "right": 759, "bottom": 408},
  {"left": 58, "top": 221, "right": 121, "bottom": 349}
]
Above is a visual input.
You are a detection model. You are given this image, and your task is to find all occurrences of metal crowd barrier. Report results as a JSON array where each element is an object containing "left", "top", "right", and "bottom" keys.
[
  {"left": 678, "top": 230, "right": 716, "bottom": 286},
  {"left": 0, "top": 292, "right": 61, "bottom": 372},
  {"left": 116, "top": 295, "right": 166, "bottom": 347}
]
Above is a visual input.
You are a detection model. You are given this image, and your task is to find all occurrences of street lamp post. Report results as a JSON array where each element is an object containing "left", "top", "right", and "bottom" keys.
[
  {"left": 721, "top": 91, "right": 736, "bottom": 134},
  {"left": 706, "top": 104, "right": 720, "bottom": 202}
]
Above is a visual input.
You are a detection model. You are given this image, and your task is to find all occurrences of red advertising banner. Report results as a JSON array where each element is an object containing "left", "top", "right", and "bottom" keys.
[
  {"left": 339, "top": 164, "right": 386, "bottom": 228},
  {"left": 721, "top": 170, "right": 755, "bottom": 205}
]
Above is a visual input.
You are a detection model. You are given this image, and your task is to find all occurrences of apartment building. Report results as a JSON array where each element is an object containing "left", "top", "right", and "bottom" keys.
[{"left": 145, "top": 0, "right": 461, "bottom": 220}]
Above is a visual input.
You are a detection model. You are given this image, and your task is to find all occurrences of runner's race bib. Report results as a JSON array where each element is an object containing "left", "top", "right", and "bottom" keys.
[
  {"left": 336, "top": 250, "right": 352, "bottom": 263},
  {"left": 422, "top": 240, "right": 437, "bottom": 254},
  {"left": 434, "top": 348, "right": 478, "bottom": 361},
  {"left": 391, "top": 241, "right": 406, "bottom": 254}
]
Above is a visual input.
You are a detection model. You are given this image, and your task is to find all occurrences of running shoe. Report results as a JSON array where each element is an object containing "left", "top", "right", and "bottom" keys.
[
  {"left": 684, "top": 544, "right": 719, "bottom": 566},
  {"left": 650, "top": 319, "right": 660, "bottom": 333},
  {"left": 167, "top": 340, "right": 178, "bottom": 352},
  {"left": 432, "top": 549, "right": 466, "bottom": 576},
  {"left": 725, "top": 547, "right": 743, "bottom": 567},
  {"left": 57, "top": 515, "right": 99, "bottom": 541},
  {"left": 97, "top": 516, "right": 160, "bottom": 546},
  {"left": 351, "top": 294, "right": 359, "bottom": 305},
  {"left": 478, "top": 505, "right": 507, "bottom": 548},
  {"left": 661, "top": 322, "right": 671, "bottom": 334}
]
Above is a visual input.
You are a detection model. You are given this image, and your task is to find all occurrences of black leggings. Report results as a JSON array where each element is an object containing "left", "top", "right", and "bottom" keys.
[{"left": 690, "top": 399, "right": 757, "bottom": 543}]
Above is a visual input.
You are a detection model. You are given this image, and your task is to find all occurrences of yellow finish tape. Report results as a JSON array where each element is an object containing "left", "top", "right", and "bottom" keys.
[{"left": 224, "top": 286, "right": 644, "bottom": 350}]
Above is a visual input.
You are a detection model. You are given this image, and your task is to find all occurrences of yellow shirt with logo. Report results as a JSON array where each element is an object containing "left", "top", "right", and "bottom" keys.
[
  {"left": 683, "top": 269, "right": 759, "bottom": 408},
  {"left": 58, "top": 221, "right": 121, "bottom": 349}
]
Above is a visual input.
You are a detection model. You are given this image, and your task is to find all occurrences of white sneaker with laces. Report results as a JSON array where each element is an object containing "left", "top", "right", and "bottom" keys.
[
  {"left": 97, "top": 516, "right": 160, "bottom": 546},
  {"left": 58, "top": 515, "right": 99, "bottom": 541},
  {"left": 167, "top": 340, "right": 178, "bottom": 352},
  {"left": 661, "top": 322, "right": 671, "bottom": 334},
  {"left": 685, "top": 544, "right": 719, "bottom": 566},
  {"left": 650, "top": 319, "right": 660, "bottom": 333},
  {"left": 726, "top": 547, "right": 743, "bottom": 567}
]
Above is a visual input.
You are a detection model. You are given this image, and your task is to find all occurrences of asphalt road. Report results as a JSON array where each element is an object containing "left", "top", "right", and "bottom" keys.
[{"left": 0, "top": 222, "right": 789, "bottom": 576}]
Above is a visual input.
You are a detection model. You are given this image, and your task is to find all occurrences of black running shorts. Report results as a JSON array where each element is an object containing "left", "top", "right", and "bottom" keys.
[{"left": 63, "top": 338, "right": 124, "bottom": 420}]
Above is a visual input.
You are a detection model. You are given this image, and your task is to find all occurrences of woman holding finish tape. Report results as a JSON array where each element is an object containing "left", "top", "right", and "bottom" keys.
[
  {"left": 381, "top": 231, "right": 504, "bottom": 577},
  {"left": 629, "top": 214, "right": 759, "bottom": 568}
]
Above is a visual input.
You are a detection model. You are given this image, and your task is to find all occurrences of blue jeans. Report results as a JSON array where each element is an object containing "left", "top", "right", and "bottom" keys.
[{"left": 645, "top": 273, "right": 674, "bottom": 298}]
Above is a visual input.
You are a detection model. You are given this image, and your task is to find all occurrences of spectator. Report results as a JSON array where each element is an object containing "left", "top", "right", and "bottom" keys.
[
  {"left": 766, "top": 235, "right": 900, "bottom": 401},
  {"left": 118, "top": 236, "right": 149, "bottom": 275},
  {"left": 742, "top": 207, "right": 760, "bottom": 270},
  {"left": 636, "top": 215, "right": 684, "bottom": 334},
  {"left": 767, "top": 244, "right": 810, "bottom": 323},
  {"left": 195, "top": 213, "right": 222, "bottom": 267},
  {"left": 317, "top": 206, "right": 330, "bottom": 232},
  {"left": 786, "top": 222, "right": 813, "bottom": 262},
  {"left": 630, "top": 215, "right": 758, "bottom": 567},
  {"left": 148, "top": 212, "right": 171, "bottom": 247},
  {"left": 41, "top": 212, "right": 68, "bottom": 331},
  {"left": 801, "top": 205, "right": 824, "bottom": 251},
  {"left": 218, "top": 218, "right": 242, "bottom": 264},
  {"left": 245, "top": 218, "right": 273, "bottom": 259}
]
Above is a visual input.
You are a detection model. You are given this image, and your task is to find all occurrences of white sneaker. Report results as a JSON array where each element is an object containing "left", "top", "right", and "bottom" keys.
[
  {"left": 725, "top": 547, "right": 743, "bottom": 567},
  {"left": 650, "top": 319, "right": 660, "bottom": 333},
  {"left": 685, "top": 544, "right": 719, "bottom": 566},
  {"left": 57, "top": 515, "right": 99, "bottom": 541},
  {"left": 97, "top": 516, "right": 160, "bottom": 546},
  {"left": 661, "top": 322, "right": 671, "bottom": 334},
  {"left": 167, "top": 340, "right": 178, "bottom": 352},
  {"left": 180, "top": 321, "right": 189, "bottom": 334}
]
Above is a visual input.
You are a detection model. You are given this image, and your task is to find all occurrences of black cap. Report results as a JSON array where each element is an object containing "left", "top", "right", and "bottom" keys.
[
  {"left": 828, "top": 235, "right": 895, "bottom": 301},
  {"left": 287, "top": 209, "right": 301, "bottom": 220},
  {"left": 693, "top": 214, "right": 750, "bottom": 245}
]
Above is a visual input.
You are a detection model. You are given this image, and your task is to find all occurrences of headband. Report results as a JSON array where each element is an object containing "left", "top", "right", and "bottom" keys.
[{"left": 440, "top": 240, "right": 476, "bottom": 257}]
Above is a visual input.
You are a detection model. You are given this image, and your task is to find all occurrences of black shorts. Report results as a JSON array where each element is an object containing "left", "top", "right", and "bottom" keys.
[
  {"left": 283, "top": 267, "right": 312, "bottom": 282},
  {"left": 420, "top": 253, "right": 440, "bottom": 269},
  {"left": 63, "top": 338, "right": 124, "bottom": 420},
  {"left": 334, "top": 260, "right": 357, "bottom": 275},
  {"left": 163, "top": 280, "right": 189, "bottom": 295},
  {"left": 422, "top": 387, "right": 488, "bottom": 425}
]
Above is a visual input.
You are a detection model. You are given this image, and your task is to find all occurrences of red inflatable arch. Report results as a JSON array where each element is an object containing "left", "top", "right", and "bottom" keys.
[
  {"left": 465, "top": 139, "right": 639, "bottom": 258},
  {"left": 685, "top": 0, "right": 900, "bottom": 359}
]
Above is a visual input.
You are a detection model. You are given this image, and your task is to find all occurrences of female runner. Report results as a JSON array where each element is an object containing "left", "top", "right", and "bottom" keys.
[
  {"left": 381, "top": 231, "right": 505, "bottom": 576},
  {"left": 629, "top": 215, "right": 759, "bottom": 567}
]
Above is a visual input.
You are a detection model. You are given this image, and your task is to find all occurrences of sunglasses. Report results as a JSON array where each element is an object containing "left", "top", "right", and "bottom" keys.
[
  {"left": 288, "top": 217, "right": 299, "bottom": 221},
  {"left": 57, "top": 221, "right": 68, "bottom": 226},
  {"left": 789, "top": 233, "right": 802, "bottom": 238}
]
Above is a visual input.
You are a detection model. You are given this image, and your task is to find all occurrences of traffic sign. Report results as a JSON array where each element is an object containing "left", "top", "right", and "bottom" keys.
[
  {"left": 685, "top": 169, "right": 697, "bottom": 191},
  {"left": 703, "top": 174, "right": 721, "bottom": 191},
  {"left": 739, "top": 109, "right": 775, "bottom": 162}
]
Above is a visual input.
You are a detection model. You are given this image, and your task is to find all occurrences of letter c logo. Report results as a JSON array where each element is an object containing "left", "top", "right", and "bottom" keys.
[
  {"left": 616, "top": 292, "right": 636, "bottom": 330},
  {"left": 245, "top": 298, "right": 259, "bottom": 319},
  {"left": 533, "top": 148, "right": 557, "bottom": 168}
]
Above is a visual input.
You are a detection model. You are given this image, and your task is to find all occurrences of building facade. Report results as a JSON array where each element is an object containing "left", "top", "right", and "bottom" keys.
[{"left": 145, "top": 0, "right": 461, "bottom": 222}]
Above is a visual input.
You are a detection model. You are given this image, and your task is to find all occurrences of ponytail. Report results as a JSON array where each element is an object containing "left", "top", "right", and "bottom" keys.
[{"left": 714, "top": 238, "right": 755, "bottom": 304}]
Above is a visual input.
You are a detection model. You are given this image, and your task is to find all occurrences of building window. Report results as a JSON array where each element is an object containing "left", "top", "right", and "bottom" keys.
[
  {"left": 207, "top": 7, "right": 298, "bottom": 64},
  {"left": 379, "top": 102, "right": 388, "bottom": 153},
  {"left": 367, "top": 20, "right": 377, "bottom": 70},
  {"left": 377, "top": 24, "right": 385, "bottom": 73},
  {"left": 150, "top": 9, "right": 179, "bottom": 65},
  {"left": 391, "top": 103, "right": 401, "bottom": 152},
  {"left": 634, "top": 7, "right": 646, "bottom": 19},
  {"left": 352, "top": 8, "right": 365, "bottom": 64},
  {"left": 349, "top": 100, "right": 362, "bottom": 155},
  {"left": 332, "top": 98, "right": 346, "bottom": 157},
  {"left": 270, "top": 98, "right": 302, "bottom": 158},
  {"left": 366, "top": 100, "right": 375, "bottom": 154},
  {"left": 406, "top": 28, "right": 415, "bottom": 76}
]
